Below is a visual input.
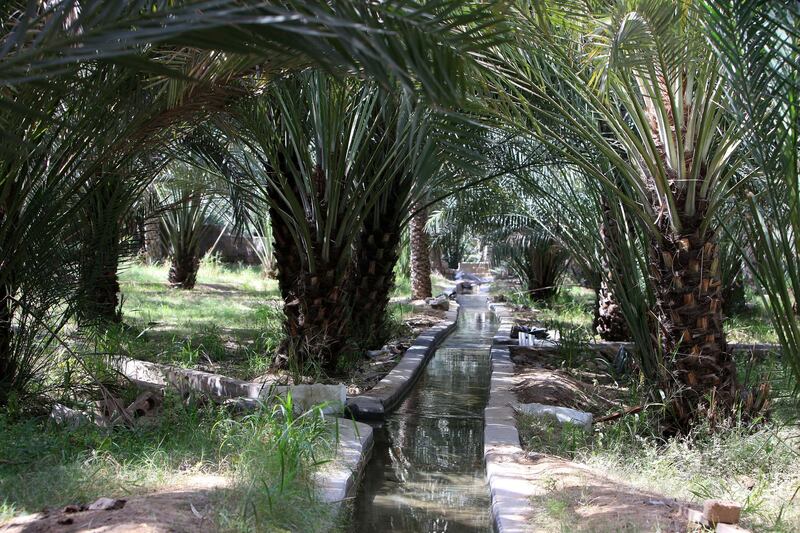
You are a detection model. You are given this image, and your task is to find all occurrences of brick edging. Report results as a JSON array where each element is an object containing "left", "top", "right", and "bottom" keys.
[{"left": 346, "top": 302, "right": 461, "bottom": 420}]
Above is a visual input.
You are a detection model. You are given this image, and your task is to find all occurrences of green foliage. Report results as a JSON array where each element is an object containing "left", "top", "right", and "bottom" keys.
[
  {"left": 217, "top": 394, "right": 335, "bottom": 532},
  {"left": 0, "top": 395, "right": 335, "bottom": 530},
  {"left": 705, "top": 0, "right": 800, "bottom": 392}
]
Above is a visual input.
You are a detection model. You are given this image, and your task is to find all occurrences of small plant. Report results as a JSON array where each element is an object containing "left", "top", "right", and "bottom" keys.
[{"left": 555, "top": 324, "right": 590, "bottom": 369}]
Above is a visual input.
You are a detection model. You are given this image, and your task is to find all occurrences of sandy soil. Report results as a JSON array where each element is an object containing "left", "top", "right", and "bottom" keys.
[
  {"left": 0, "top": 475, "right": 227, "bottom": 533},
  {"left": 345, "top": 308, "right": 448, "bottom": 396},
  {"left": 518, "top": 454, "right": 691, "bottom": 532},
  {"left": 509, "top": 345, "right": 698, "bottom": 532},
  {"left": 511, "top": 346, "right": 627, "bottom": 415}
]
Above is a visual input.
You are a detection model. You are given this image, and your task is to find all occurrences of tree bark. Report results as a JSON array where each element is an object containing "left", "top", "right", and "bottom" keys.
[
  {"left": 410, "top": 206, "right": 432, "bottom": 300},
  {"left": 269, "top": 165, "right": 354, "bottom": 373},
  {"left": 595, "top": 279, "right": 628, "bottom": 341},
  {"left": 351, "top": 220, "right": 402, "bottom": 346},
  {"left": 651, "top": 225, "right": 736, "bottom": 427},
  {"left": 168, "top": 251, "right": 199, "bottom": 289},
  {"left": 0, "top": 283, "right": 15, "bottom": 407},
  {"left": 595, "top": 197, "right": 629, "bottom": 341},
  {"left": 78, "top": 239, "right": 122, "bottom": 324},
  {"left": 142, "top": 215, "right": 164, "bottom": 262}
]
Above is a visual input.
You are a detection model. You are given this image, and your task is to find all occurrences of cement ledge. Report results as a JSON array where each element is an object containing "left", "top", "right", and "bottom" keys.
[
  {"left": 315, "top": 418, "right": 374, "bottom": 526},
  {"left": 108, "top": 356, "right": 345, "bottom": 415},
  {"left": 484, "top": 324, "right": 536, "bottom": 532},
  {"left": 346, "top": 302, "right": 461, "bottom": 420}
]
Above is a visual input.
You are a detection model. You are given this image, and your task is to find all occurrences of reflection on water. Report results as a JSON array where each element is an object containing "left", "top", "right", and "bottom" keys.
[{"left": 352, "top": 295, "right": 497, "bottom": 532}]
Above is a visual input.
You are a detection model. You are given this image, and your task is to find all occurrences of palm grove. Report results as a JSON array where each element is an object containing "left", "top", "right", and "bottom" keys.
[{"left": 1, "top": 0, "right": 798, "bottom": 435}]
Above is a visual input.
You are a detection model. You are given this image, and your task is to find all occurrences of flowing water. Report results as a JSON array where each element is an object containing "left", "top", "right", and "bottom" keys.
[{"left": 351, "top": 293, "right": 497, "bottom": 532}]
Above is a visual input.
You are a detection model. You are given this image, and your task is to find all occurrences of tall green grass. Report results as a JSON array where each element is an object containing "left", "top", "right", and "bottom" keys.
[{"left": 0, "top": 393, "right": 337, "bottom": 531}]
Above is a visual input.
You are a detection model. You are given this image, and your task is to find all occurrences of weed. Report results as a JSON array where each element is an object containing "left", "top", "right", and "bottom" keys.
[{"left": 0, "top": 393, "right": 336, "bottom": 531}]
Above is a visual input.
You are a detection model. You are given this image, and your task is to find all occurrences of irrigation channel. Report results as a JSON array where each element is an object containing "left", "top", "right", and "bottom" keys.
[{"left": 351, "top": 293, "right": 498, "bottom": 532}]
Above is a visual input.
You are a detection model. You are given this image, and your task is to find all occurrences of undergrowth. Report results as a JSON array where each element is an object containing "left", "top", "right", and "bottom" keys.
[
  {"left": 517, "top": 369, "right": 800, "bottom": 532},
  {"left": 0, "top": 393, "right": 337, "bottom": 531}
]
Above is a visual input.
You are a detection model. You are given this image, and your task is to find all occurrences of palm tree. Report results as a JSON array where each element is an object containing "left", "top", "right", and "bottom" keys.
[
  {"left": 2, "top": 0, "right": 510, "bottom": 405},
  {"left": 409, "top": 206, "right": 434, "bottom": 300},
  {"left": 704, "top": 0, "right": 800, "bottom": 390},
  {"left": 224, "top": 74, "right": 430, "bottom": 370},
  {"left": 491, "top": 229, "right": 568, "bottom": 301},
  {"left": 158, "top": 171, "right": 216, "bottom": 290},
  {"left": 486, "top": 1, "right": 745, "bottom": 425}
]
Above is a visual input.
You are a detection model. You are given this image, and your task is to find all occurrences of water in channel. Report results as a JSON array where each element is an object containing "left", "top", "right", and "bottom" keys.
[{"left": 351, "top": 293, "right": 498, "bottom": 532}]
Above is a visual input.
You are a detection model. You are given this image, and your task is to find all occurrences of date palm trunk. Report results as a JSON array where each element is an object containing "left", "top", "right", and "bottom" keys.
[
  {"left": 352, "top": 218, "right": 402, "bottom": 346},
  {"left": 168, "top": 251, "right": 200, "bottom": 289},
  {"left": 78, "top": 239, "right": 122, "bottom": 324},
  {"left": 0, "top": 283, "right": 15, "bottom": 407},
  {"left": 142, "top": 215, "right": 164, "bottom": 262},
  {"left": 651, "top": 216, "right": 736, "bottom": 426},
  {"left": 77, "top": 180, "right": 124, "bottom": 324},
  {"left": 270, "top": 165, "right": 354, "bottom": 373},
  {"left": 410, "top": 206, "right": 432, "bottom": 300},
  {"left": 595, "top": 197, "right": 629, "bottom": 341}
]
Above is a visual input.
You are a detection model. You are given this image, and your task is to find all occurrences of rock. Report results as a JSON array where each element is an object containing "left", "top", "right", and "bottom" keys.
[
  {"left": 703, "top": 499, "right": 742, "bottom": 525},
  {"left": 686, "top": 508, "right": 709, "bottom": 527},
  {"left": 455, "top": 280, "right": 473, "bottom": 294},
  {"left": 126, "top": 391, "right": 162, "bottom": 418},
  {"left": 87, "top": 497, "right": 126, "bottom": 511},
  {"left": 49, "top": 404, "right": 92, "bottom": 428},
  {"left": 366, "top": 350, "right": 385, "bottom": 360},
  {"left": 272, "top": 383, "right": 347, "bottom": 415},
  {"left": 513, "top": 402, "right": 593, "bottom": 430},
  {"left": 427, "top": 295, "right": 450, "bottom": 311}
]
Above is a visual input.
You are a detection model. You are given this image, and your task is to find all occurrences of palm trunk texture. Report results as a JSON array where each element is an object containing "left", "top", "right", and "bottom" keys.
[
  {"left": 352, "top": 216, "right": 402, "bottom": 345},
  {"left": 595, "top": 198, "right": 629, "bottom": 341},
  {"left": 270, "top": 165, "right": 353, "bottom": 373},
  {"left": 168, "top": 251, "right": 199, "bottom": 289},
  {"left": 410, "top": 207, "right": 432, "bottom": 300},
  {"left": 0, "top": 284, "right": 15, "bottom": 407},
  {"left": 651, "top": 219, "right": 737, "bottom": 426}
]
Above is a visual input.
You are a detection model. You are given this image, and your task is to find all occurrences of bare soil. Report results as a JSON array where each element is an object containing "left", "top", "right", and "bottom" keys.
[
  {"left": 345, "top": 308, "right": 448, "bottom": 396},
  {"left": 509, "top": 345, "right": 698, "bottom": 532},
  {"left": 510, "top": 346, "right": 627, "bottom": 415},
  {"left": 518, "top": 454, "right": 691, "bottom": 532},
  {"left": 0, "top": 475, "right": 227, "bottom": 533}
]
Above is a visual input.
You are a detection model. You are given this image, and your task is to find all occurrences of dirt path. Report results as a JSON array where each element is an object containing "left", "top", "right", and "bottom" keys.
[{"left": 0, "top": 475, "right": 227, "bottom": 533}]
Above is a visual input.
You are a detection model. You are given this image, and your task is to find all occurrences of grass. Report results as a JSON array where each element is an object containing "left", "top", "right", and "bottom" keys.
[
  {"left": 116, "top": 263, "right": 432, "bottom": 381},
  {"left": 516, "top": 368, "right": 800, "bottom": 532},
  {"left": 0, "top": 394, "right": 339, "bottom": 532},
  {"left": 495, "top": 280, "right": 779, "bottom": 345},
  {"left": 391, "top": 272, "right": 454, "bottom": 300},
  {"left": 116, "top": 260, "right": 284, "bottom": 379}
]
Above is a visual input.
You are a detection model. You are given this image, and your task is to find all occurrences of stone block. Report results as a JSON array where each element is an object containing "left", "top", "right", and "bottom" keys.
[
  {"left": 514, "top": 402, "right": 593, "bottom": 430},
  {"left": 703, "top": 500, "right": 742, "bottom": 525}
]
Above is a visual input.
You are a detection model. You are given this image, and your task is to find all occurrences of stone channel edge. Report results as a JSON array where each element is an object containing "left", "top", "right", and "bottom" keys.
[
  {"left": 484, "top": 302, "right": 536, "bottom": 532},
  {"left": 345, "top": 301, "right": 461, "bottom": 420}
]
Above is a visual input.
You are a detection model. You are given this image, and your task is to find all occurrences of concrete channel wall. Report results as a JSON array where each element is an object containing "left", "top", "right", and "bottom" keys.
[
  {"left": 109, "top": 356, "right": 345, "bottom": 414},
  {"left": 484, "top": 303, "right": 537, "bottom": 531},
  {"left": 346, "top": 302, "right": 461, "bottom": 420},
  {"left": 315, "top": 419, "right": 375, "bottom": 517},
  {"left": 110, "top": 302, "right": 462, "bottom": 521}
]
